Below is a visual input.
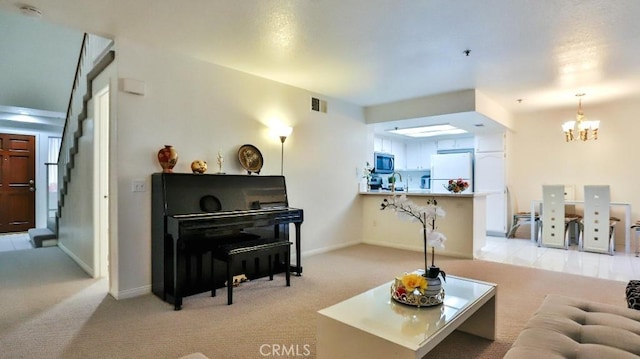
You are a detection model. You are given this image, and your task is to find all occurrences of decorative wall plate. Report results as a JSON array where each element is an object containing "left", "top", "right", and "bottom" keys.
[{"left": 238, "top": 144, "right": 263, "bottom": 174}]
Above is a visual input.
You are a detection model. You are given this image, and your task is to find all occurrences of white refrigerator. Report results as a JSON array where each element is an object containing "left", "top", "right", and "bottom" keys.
[{"left": 430, "top": 152, "right": 473, "bottom": 194}]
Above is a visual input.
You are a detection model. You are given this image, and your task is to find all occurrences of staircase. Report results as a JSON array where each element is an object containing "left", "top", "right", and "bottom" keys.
[{"left": 29, "top": 33, "right": 115, "bottom": 248}]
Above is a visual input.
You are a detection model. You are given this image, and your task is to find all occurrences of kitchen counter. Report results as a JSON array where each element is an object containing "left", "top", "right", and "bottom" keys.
[
  {"left": 360, "top": 189, "right": 480, "bottom": 197},
  {"left": 360, "top": 191, "right": 487, "bottom": 259}
]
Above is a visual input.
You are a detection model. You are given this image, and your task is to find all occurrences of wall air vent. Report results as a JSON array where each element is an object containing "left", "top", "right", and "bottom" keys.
[{"left": 311, "top": 97, "right": 327, "bottom": 113}]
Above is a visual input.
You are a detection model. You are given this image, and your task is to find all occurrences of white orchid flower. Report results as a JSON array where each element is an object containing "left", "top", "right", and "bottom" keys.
[{"left": 427, "top": 231, "right": 447, "bottom": 248}]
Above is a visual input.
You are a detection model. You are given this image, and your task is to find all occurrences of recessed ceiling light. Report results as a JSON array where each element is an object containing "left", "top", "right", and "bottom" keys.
[
  {"left": 19, "top": 5, "right": 42, "bottom": 18},
  {"left": 387, "top": 124, "right": 467, "bottom": 138}
]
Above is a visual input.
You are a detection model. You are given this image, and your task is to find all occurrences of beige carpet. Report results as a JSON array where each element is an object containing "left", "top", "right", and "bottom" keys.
[{"left": 0, "top": 244, "right": 629, "bottom": 359}]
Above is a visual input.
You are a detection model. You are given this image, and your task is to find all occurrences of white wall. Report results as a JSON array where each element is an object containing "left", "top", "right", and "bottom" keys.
[
  {"left": 111, "top": 38, "right": 367, "bottom": 297},
  {"left": 507, "top": 96, "right": 640, "bottom": 249},
  {"left": 58, "top": 118, "right": 95, "bottom": 274},
  {"left": 364, "top": 89, "right": 476, "bottom": 124},
  {"left": 56, "top": 58, "right": 116, "bottom": 281}
]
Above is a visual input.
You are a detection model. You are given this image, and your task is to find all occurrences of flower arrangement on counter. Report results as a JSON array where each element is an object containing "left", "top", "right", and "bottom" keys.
[
  {"left": 362, "top": 162, "right": 373, "bottom": 182},
  {"left": 445, "top": 178, "right": 469, "bottom": 193}
]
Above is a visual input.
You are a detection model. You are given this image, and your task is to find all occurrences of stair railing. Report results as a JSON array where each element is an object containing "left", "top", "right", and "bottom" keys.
[{"left": 56, "top": 33, "right": 115, "bottom": 223}]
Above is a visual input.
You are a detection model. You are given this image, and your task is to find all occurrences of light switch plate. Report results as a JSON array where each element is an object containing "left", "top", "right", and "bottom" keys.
[{"left": 132, "top": 179, "right": 146, "bottom": 192}]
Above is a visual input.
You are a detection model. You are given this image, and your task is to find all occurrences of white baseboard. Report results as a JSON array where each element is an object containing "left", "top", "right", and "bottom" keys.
[
  {"left": 113, "top": 243, "right": 361, "bottom": 300},
  {"left": 301, "top": 240, "right": 361, "bottom": 257},
  {"left": 362, "top": 239, "right": 472, "bottom": 259},
  {"left": 362, "top": 239, "right": 423, "bottom": 253},
  {"left": 113, "top": 285, "right": 151, "bottom": 300},
  {"left": 59, "top": 239, "right": 469, "bottom": 302},
  {"left": 57, "top": 242, "right": 149, "bottom": 300},
  {"left": 57, "top": 242, "right": 95, "bottom": 277}
]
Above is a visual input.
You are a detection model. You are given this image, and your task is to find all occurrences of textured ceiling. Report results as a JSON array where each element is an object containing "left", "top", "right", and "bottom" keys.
[{"left": 1, "top": 0, "right": 640, "bottom": 117}]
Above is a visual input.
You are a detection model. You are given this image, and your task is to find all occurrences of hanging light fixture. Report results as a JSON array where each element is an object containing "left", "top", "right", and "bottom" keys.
[{"left": 562, "top": 93, "right": 599, "bottom": 142}]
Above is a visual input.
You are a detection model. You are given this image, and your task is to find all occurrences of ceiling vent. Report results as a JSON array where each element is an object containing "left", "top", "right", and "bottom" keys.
[{"left": 311, "top": 97, "right": 327, "bottom": 113}]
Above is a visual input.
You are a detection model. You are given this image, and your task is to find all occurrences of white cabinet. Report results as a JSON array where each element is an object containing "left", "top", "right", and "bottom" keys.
[
  {"left": 458, "top": 137, "right": 475, "bottom": 149},
  {"left": 475, "top": 151, "right": 507, "bottom": 235},
  {"left": 374, "top": 136, "right": 393, "bottom": 153},
  {"left": 475, "top": 133, "right": 505, "bottom": 153},
  {"left": 436, "top": 139, "right": 455, "bottom": 150},
  {"left": 437, "top": 137, "right": 475, "bottom": 151},
  {"left": 393, "top": 139, "right": 406, "bottom": 170},
  {"left": 406, "top": 141, "right": 437, "bottom": 170},
  {"left": 474, "top": 132, "right": 507, "bottom": 235},
  {"left": 405, "top": 142, "right": 421, "bottom": 169}
]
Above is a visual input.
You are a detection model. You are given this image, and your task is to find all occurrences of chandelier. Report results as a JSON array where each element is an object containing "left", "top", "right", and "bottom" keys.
[{"left": 562, "top": 93, "right": 599, "bottom": 142}]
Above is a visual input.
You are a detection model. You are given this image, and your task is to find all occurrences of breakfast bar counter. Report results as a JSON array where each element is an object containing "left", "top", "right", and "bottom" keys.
[{"left": 360, "top": 191, "right": 487, "bottom": 259}]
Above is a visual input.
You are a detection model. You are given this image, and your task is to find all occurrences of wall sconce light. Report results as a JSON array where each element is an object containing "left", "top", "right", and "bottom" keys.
[
  {"left": 562, "top": 93, "right": 599, "bottom": 142},
  {"left": 275, "top": 126, "right": 293, "bottom": 175}
]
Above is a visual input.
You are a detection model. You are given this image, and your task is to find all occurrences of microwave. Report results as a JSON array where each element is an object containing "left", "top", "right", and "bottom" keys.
[{"left": 373, "top": 152, "right": 394, "bottom": 174}]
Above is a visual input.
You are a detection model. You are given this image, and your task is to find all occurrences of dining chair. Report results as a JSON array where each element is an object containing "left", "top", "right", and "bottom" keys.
[
  {"left": 506, "top": 186, "right": 540, "bottom": 239},
  {"left": 539, "top": 185, "right": 569, "bottom": 249},
  {"left": 562, "top": 185, "right": 582, "bottom": 245},
  {"left": 506, "top": 211, "right": 539, "bottom": 239},
  {"left": 632, "top": 221, "right": 640, "bottom": 257},
  {"left": 579, "top": 185, "right": 615, "bottom": 255}
]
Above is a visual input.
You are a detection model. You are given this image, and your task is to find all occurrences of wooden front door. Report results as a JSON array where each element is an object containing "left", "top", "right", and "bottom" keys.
[{"left": 0, "top": 133, "right": 36, "bottom": 233}]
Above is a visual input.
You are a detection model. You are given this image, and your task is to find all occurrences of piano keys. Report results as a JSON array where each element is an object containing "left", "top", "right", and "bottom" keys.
[{"left": 151, "top": 173, "right": 303, "bottom": 309}]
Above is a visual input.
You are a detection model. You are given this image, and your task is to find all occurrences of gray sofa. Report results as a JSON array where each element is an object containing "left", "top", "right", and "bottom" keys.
[{"left": 504, "top": 294, "right": 640, "bottom": 358}]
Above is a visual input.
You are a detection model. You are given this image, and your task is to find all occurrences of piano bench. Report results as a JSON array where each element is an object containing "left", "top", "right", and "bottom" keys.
[{"left": 211, "top": 238, "right": 292, "bottom": 305}]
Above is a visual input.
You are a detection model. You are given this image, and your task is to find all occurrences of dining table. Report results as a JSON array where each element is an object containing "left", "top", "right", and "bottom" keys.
[{"left": 530, "top": 199, "right": 633, "bottom": 254}]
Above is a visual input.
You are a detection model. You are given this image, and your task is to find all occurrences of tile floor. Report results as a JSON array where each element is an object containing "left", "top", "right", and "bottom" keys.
[
  {"left": 0, "top": 231, "right": 637, "bottom": 283},
  {"left": 0, "top": 232, "right": 32, "bottom": 252},
  {"left": 477, "top": 235, "right": 640, "bottom": 284}
]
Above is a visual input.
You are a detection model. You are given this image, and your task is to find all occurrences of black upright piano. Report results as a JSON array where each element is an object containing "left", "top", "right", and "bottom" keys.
[{"left": 151, "top": 173, "right": 303, "bottom": 309}]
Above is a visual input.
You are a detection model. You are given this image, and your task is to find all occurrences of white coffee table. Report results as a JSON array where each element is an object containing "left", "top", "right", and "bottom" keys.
[{"left": 317, "top": 275, "right": 496, "bottom": 359}]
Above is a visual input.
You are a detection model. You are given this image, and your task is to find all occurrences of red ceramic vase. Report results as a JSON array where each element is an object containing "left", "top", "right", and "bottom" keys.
[{"left": 158, "top": 145, "right": 178, "bottom": 173}]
